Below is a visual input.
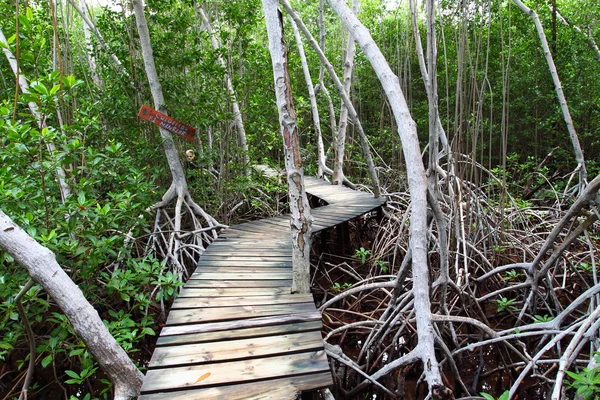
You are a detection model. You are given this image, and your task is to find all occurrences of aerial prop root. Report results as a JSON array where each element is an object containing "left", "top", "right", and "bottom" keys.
[{"left": 144, "top": 184, "right": 226, "bottom": 277}]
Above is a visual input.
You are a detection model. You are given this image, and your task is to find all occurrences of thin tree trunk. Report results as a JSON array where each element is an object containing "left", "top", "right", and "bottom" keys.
[
  {"left": 262, "top": 0, "right": 313, "bottom": 294},
  {"left": 132, "top": 0, "right": 220, "bottom": 275},
  {"left": 193, "top": 3, "right": 249, "bottom": 173},
  {"left": 80, "top": 0, "right": 103, "bottom": 87},
  {"left": 279, "top": 0, "right": 381, "bottom": 198},
  {"left": 289, "top": 15, "right": 355, "bottom": 188},
  {"left": 0, "top": 210, "right": 144, "bottom": 400},
  {"left": 332, "top": 0, "right": 359, "bottom": 186},
  {"left": 289, "top": 16, "right": 327, "bottom": 178},
  {"left": 317, "top": 0, "right": 338, "bottom": 145},
  {"left": 67, "top": 0, "right": 131, "bottom": 83},
  {"left": 409, "top": 0, "right": 449, "bottom": 156},
  {"left": 0, "top": 27, "right": 71, "bottom": 204},
  {"left": 325, "top": 0, "right": 449, "bottom": 395},
  {"left": 554, "top": 7, "right": 600, "bottom": 64},
  {"left": 511, "top": 0, "right": 587, "bottom": 186}
]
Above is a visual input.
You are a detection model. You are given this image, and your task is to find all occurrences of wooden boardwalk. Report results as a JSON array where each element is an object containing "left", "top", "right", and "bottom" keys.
[{"left": 140, "top": 177, "right": 385, "bottom": 399}]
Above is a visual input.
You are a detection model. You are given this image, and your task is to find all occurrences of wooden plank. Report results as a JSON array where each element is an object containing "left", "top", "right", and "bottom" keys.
[
  {"left": 198, "top": 256, "right": 292, "bottom": 262},
  {"left": 141, "top": 351, "right": 330, "bottom": 392},
  {"left": 166, "top": 302, "right": 316, "bottom": 325},
  {"left": 172, "top": 294, "right": 313, "bottom": 309},
  {"left": 211, "top": 239, "right": 290, "bottom": 246},
  {"left": 196, "top": 260, "right": 292, "bottom": 267},
  {"left": 149, "top": 331, "right": 324, "bottom": 367},
  {"left": 156, "top": 321, "right": 322, "bottom": 346},
  {"left": 161, "top": 312, "right": 321, "bottom": 336},
  {"left": 140, "top": 372, "right": 333, "bottom": 400},
  {"left": 185, "top": 280, "right": 292, "bottom": 288},
  {"left": 176, "top": 287, "right": 290, "bottom": 297},
  {"left": 202, "top": 251, "right": 291, "bottom": 257},
  {"left": 190, "top": 272, "right": 291, "bottom": 280},
  {"left": 193, "top": 267, "right": 294, "bottom": 274}
]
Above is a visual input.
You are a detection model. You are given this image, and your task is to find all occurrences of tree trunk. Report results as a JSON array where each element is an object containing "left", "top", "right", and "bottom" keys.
[
  {"left": 262, "top": 0, "right": 313, "bottom": 294},
  {"left": 289, "top": 16, "right": 327, "bottom": 178},
  {"left": 279, "top": 0, "right": 381, "bottom": 198},
  {"left": 289, "top": 15, "right": 356, "bottom": 188},
  {"left": 511, "top": 0, "right": 587, "bottom": 186},
  {"left": 332, "top": 0, "right": 359, "bottom": 186},
  {"left": 67, "top": 0, "right": 129, "bottom": 81},
  {"left": 193, "top": 3, "right": 250, "bottom": 173},
  {"left": 132, "top": 0, "right": 220, "bottom": 275},
  {"left": 79, "top": 0, "right": 103, "bottom": 87},
  {"left": 0, "top": 210, "right": 144, "bottom": 400},
  {"left": 325, "top": 0, "right": 448, "bottom": 395}
]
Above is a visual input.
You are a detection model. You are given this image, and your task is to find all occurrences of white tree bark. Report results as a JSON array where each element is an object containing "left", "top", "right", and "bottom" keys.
[
  {"left": 409, "top": 0, "right": 448, "bottom": 157},
  {"left": 0, "top": 27, "right": 71, "bottom": 204},
  {"left": 80, "top": 0, "right": 103, "bottom": 87},
  {"left": 511, "top": 0, "right": 587, "bottom": 185},
  {"left": 325, "top": 0, "right": 448, "bottom": 394},
  {"left": 554, "top": 7, "right": 600, "bottom": 65},
  {"left": 289, "top": 16, "right": 327, "bottom": 178},
  {"left": 317, "top": 0, "right": 338, "bottom": 142},
  {"left": 132, "top": 0, "right": 219, "bottom": 273},
  {"left": 0, "top": 210, "right": 143, "bottom": 400},
  {"left": 193, "top": 3, "right": 250, "bottom": 172},
  {"left": 67, "top": 0, "right": 131, "bottom": 82},
  {"left": 132, "top": 0, "right": 188, "bottom": 198},
  {"left": 262, "top": 0, "right": 313, "bottom": 294},
  {"left": 332, "top": 0, "right": 359, "bottom": 186},
  {"left": 279, "top": 0, "right": 381, "bottom": 198}
]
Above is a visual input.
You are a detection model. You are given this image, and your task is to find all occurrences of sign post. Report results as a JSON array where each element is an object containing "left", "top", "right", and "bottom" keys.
[{"left": 138, "top": 105, "right": 196, "bottom": 143}]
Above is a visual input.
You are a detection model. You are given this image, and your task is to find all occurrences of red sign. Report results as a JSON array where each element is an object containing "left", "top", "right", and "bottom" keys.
[{"left": 138, "top": 105, "right": 196, "bottom": 143}]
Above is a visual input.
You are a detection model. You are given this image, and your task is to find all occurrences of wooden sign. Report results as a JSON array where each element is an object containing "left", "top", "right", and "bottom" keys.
[{"left": 138, "top": 105, "right": 196, "bottom": 143}]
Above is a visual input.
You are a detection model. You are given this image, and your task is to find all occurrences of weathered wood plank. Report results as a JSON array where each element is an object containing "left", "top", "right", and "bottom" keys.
[
  {"left": 193, "top": 267, "right": 294, "bottom": 274},
  {"left": 189, "top": 272, "right": 291, "bottom": 280},
  {"left": 196, "top": 260, "right": 292, "bottom": 267},
  {"left": 161, "top": 312, "right": 321, "bottom": 336},
  {"left": 139, "top": 372, "right": 333, "bottom": 400},
  {"left": 149, "top": 331, "right": 324, "bottom": 367},
  {"left": 185, "top": 279, "right": 292, "bottom": 288},
  {"left": 166, "top": 302, "right": 316, "bottom": 325},
  {"left": 156, "top": 321, "right": 322, "bottom": 346},
  {"left": 172, "top": 294, "right": 313, "bottom": 309},
  {"left": 141, "top": 351, "right": 330, "bottom": 392},
  {"left": 198, "top": 256, "right": 292, "bottom": 262},
  {"left": 176, "top": 287, "right": 290, "bottom": 297}
]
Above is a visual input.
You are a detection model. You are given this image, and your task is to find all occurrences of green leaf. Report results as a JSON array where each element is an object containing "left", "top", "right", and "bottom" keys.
[
  {"left": 69, "top": 348, "right": 85, "bottom": 357},
  {"left": 49, "top": 84, "right": 60, "bottom": 96},
  {"left": 41, "top": 354, "right": 53, "bottom": 368},
  {"left": 65, "top": 370, "right": 80, "bottom": 379},
  {"left": 498, "top": 390, "right": 510, "bottom": 400},
  {"left": 26, "top": 7, "right": 33, "bottom": 20},
  {"left": 480, "top": 393, "right": 495, "bottom": 400},
  {"left": 142, "top": 327, "right": 155, "bottom": 336}
]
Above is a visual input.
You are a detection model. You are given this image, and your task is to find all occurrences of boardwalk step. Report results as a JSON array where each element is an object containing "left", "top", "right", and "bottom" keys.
[
  {"left": 141, "top": 351, "right": 330, "bottom": 393},
  {"left": 139, "top": 372, "right": 333, "bottom": 400}
]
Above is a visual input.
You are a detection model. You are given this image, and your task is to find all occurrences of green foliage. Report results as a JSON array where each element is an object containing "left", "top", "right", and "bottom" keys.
[
  {"left": 494, "top": 297, "right": 518, "bottom": 312},
  {"left": 353, "top": 247, "right": 372, "bottom": 265},
  {"left": 502, "top": 270, "right": 524, "bottom": 281},
  {"left": 375, "top": 259, "right": 389, "bottom": 273},
  {"left": 533, "top": 314, "right": 554, "bottom": 323},
  {"left": 480, "top": 390, "right": 509, "bottom": 400},
  {"left": 331, "top": 282, "right": 352, "bottom": 292},
  {"left": 566, "top": 366, "right": 600, "bottom": 399}
]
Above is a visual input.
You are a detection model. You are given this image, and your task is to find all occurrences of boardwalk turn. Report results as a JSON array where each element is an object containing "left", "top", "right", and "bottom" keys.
[{"left": 140, "top": 177, "right": 385, "bottom": 399}]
